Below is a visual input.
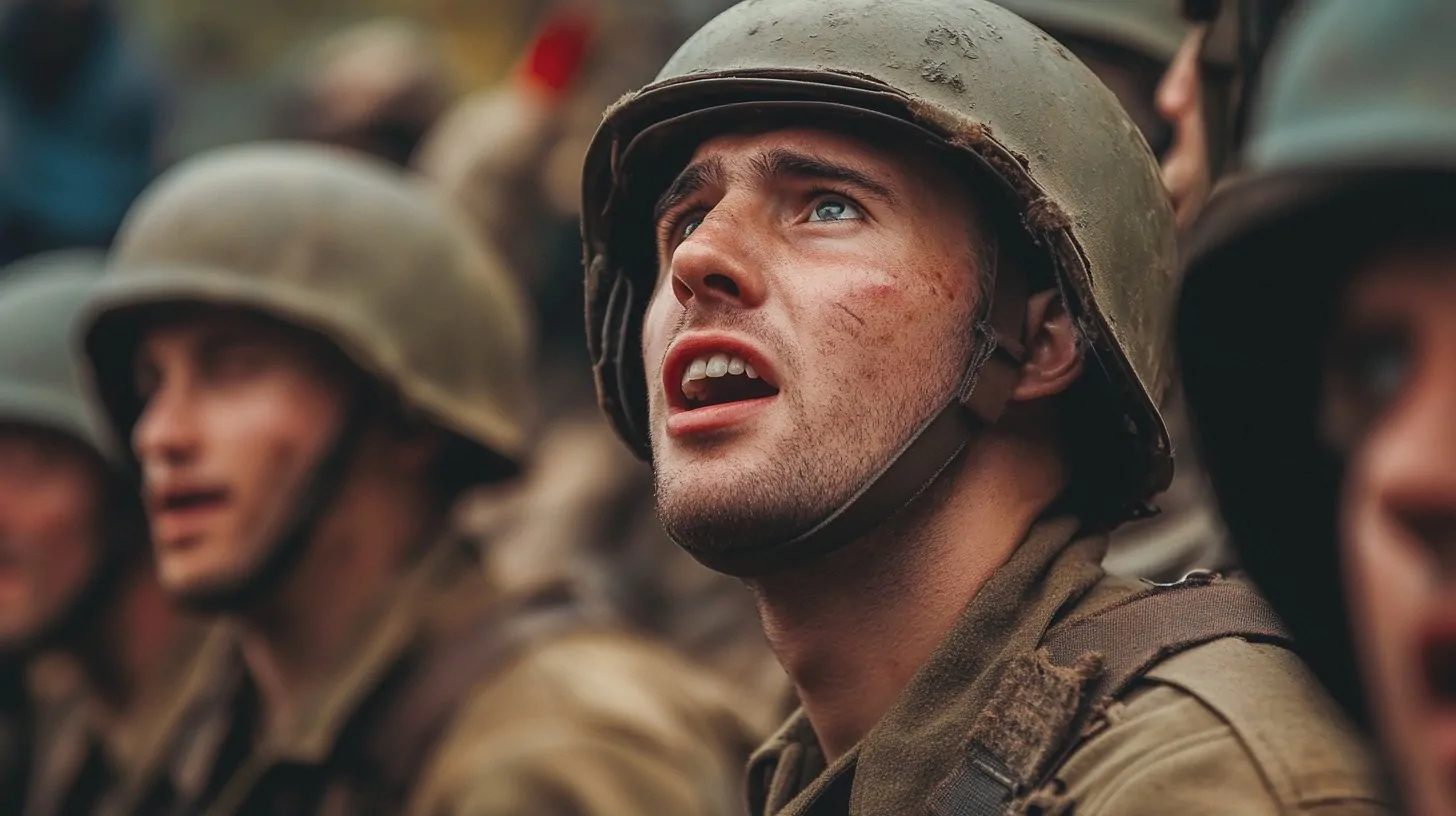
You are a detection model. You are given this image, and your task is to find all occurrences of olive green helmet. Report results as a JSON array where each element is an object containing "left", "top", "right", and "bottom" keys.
[
  {"left": 82, "top": 143, "right": 535, "bottom": 480},
  {"left": 991, "top": 0, "right": 1189, "bottom": 64},
  {"left": 0, "top": 252, "right": 112, "bottom": 462},
  {"left": 1177, "top": 0, "right": 1456, "bottom": 728},
  {"left": 583, "top": 0, "right": 1178, "bottom": 570}
]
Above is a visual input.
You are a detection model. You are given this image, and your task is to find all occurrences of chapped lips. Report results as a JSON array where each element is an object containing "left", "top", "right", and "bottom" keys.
[{"left": 663, "top": 334, "right": 781, "bottom": 412}]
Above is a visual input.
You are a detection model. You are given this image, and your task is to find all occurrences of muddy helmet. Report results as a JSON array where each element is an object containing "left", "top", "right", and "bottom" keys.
[
  {"left": 1177, "top": 0, "right": 1456, "bottom": 727},
  {"left": 582, "top": 0, "right": 1178, "bottom": 574},
  {"left": 0, "top": 252, "right": 112, "bottom": 462},
  {"left": 82, "top": 143, "right": 535, "bottom": 482}
]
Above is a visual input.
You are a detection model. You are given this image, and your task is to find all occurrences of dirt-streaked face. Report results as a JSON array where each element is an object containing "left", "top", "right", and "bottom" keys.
[
  {"left": 131, "top": 308, "right": 352, "bottom": 608},
  {"left": 640, "top": 126, "right": 984, "bottom": 567},
  {"left": 1327, "top": 241, "right": 1456, "bottom": 816},
  {"left": 0, "top": 425, "right": 106, "bottom": 653}
]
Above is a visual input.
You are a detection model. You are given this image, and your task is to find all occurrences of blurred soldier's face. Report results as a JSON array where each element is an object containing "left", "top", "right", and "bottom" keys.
[
  {"left": 1155, "top": 27, "right": 1211, "bottom": 230},
  {"left": 131, "top": 309, "right": 350, "bottom": 608},
  {"left": 0, "top": 426, "right": 105, "bottom": 653},
  {"left": 1325, "top": 241, "right": 1456, "bottom": 816},
  {"left": 641, "top": 126, "right": 979, "bottom": 564}
]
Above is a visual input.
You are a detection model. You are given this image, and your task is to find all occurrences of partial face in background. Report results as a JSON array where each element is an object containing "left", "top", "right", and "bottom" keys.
[
  {"left": 1326, "top": 240, "right": 1456, "bottom": 816},
  {"left": 1155, "top": 25, "right": 1212, "bottom": 230},
  {"left": 0, "top": 425, "right": 106, "bottom": 653},
  {"left": 131, "top": 308, "right": 352, "bottom": 608},
  {"left": 641, "top": 126, "right": 982, "bottom": 564}
]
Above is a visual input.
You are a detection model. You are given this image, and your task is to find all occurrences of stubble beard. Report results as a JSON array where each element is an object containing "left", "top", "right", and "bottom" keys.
[{"left": 652, "top": 332, "right": 970, "bottom": 571}]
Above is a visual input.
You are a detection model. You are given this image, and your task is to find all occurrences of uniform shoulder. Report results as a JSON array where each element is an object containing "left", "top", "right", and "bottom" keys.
[
  {"left": 1057, "top": 637, "right": 1392, "bottom": 816},
  {"left": 407, "top": 629, "right": 757, "bottom": 816}
]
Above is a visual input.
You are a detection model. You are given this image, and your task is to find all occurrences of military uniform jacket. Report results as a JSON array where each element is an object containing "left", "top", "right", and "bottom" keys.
[
  {"left": 748, "top": 516, "right": 1392, "bottom": 815},
  {"left": 117, "top": 536, "right": 757, "bottom": 816}
]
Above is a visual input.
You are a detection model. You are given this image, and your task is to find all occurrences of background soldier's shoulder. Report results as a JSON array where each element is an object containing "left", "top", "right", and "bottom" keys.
[{"left": 407, "top": 629, "right": 758, "bottom": 816}]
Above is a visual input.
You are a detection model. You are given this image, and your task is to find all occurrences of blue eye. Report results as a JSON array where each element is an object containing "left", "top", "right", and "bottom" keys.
[
  {"left": 808, "top": 197, "right": 863, "bottom": 222},
  {"left": 681, "top": 215, "right": 704, "bottom": 239}
]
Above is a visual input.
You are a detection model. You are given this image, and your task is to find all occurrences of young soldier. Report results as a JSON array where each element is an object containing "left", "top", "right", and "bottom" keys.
[
  {"left": 81, "top": 144, "right": 754, "bottom": 815},
  {"left": 0, "top": 252, "right": 196, "bottom": 816},
  {"left": 579, "top": 0, "right": 1389, "bottom": 813},
  {"left": 1177, "top": 0, "right": 1456, "bottom": 812}
]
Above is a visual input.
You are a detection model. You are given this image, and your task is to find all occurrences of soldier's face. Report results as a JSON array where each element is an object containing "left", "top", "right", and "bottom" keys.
[
  {"left": 0, "top": 425, "right": 105, "bottom": 653},
  {"left": 1327, "top": 241, "right": 1456, "bottom": 816},
  {"left": 130, "top": 309, "right": 350, "bottom": 608},
  {"left": 641, "top": 126, "right": 979, "bottom": 565}
]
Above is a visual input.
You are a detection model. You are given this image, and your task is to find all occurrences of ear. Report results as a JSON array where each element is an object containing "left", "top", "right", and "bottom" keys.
[{"left": 1011, "top": 289, "right": 1083, "bottom": 402}]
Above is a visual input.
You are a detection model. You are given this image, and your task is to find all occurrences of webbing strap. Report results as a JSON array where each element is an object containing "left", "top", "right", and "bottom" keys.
[
  {"left": 927, "top": 577, "right": 1293, "bottom": 816},
  {"left": 1042, "top": 577, "right": 1292, "bottom": 704},
  {"left": 354, "top": 588, "right": 588, "bottom": 801}
]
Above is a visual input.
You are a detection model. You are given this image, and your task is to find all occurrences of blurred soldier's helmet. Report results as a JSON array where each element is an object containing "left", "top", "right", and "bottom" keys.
[
  {"left": 0, "top": 252, "right": 112, "bottom": 464},
  {"left": 582, "top": 0, "right": 1178, "bottom": 572},
  {"left": 1177, "top": 0, "right": 1456, "bottom": 727},
  {"left": 83, "top": 143, "right": 535, "bottom": 484}
]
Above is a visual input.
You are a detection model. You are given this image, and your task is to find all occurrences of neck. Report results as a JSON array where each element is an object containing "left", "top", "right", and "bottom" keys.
[
  {"left": 72, "top": 562, "right": 182, "bottom": 733},
  {"left": 237, "top": 486, "right": 440, "bottom": 740},
  {"left": 749, "top": 427, "right": 1064, "bottom": 761}
]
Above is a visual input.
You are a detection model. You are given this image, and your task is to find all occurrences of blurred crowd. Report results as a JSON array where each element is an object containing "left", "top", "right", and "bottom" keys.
[{"left": 0, "top": 0, "right": 1452, "bottom": 814}]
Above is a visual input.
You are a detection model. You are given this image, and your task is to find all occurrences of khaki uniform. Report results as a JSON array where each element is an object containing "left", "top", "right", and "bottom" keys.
[
  {"left": 748, "top": 517, "right": 1390, "bottom": 815},
  {"left": 119, "top": 536, "right": 755, "bottom": 816},
  {"left": 21, "top": 627, "right": 207, "bottom": 816}
]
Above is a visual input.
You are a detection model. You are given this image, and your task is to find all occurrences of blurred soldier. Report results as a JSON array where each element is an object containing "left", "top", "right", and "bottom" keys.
[
  {"left": 0, "top": 0, "right": 164, "bottom": 265},
  {"left": 581, "top": 0, "right": 1389, "bottom": 813},
  {"left": 1178, "top": 0, "right": 1456, "bottom": 812},
  {"left": 0, "top": 252, "right": 196, "bottom": 816},
  {"left": 990, "top": 0, "right": 1234, "bottom": 582},
  {"left": 81, "top": 144, "right": 753, "bottom": 815},
  {"left": 419, "top": 7, "right": 790, "bottom": 733},
  {"left": 273, "top": 19, "right": 456, "bottom": 168}
]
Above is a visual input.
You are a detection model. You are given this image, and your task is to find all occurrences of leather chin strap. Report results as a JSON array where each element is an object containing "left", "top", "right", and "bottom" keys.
[
  {"left": 690, "top": 240, "right": 1029, "bottom": 578},
  {"left": 177, "top": 396, "right": 373, "bottom": 614}
]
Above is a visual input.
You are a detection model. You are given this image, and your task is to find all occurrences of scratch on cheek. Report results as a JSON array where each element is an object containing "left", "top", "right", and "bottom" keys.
[{"left": 835, "top": 302, "right": 867, "bottom": 328}]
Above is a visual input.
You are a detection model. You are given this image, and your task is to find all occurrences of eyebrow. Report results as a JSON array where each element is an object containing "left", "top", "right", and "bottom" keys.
[
  {"left": 652, "top": 146, "right": 901, "bottom": 226},
  {"left": 654, "top": 156, "right": 728, "bottom": 225},
  {"left": 751, "top": 148, "right": 900, "bottom": 205}
]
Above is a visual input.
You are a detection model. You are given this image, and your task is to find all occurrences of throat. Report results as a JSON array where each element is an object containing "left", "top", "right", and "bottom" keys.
[{"left": 750, "top": 525, "right": 970, "bottom": 762}]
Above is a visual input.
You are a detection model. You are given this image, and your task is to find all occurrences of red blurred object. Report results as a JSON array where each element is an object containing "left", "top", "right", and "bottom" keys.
[{"left": 520, "top": 11, "right": 596, "bottom": 99}]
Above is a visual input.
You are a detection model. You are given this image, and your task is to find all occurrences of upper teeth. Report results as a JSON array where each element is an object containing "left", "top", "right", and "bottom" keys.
[{"left": 682, "top": 352, "right": 759, "bottom": 399}]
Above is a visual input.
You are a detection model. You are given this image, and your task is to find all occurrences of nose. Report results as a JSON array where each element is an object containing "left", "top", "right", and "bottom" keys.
[
  {"left": 132, "top": 379, "right": 202, "bottom": 476},
  {"left": 1363, "top": 351, "right": 1456, "bottom": 567},
  {"left": 668, "top": 206, "right": 767, "bottom": 310}
]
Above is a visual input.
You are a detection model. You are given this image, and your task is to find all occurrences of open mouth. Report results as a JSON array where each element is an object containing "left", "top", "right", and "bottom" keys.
[
  {"left": 153, "top": 487, "right": 230, "bottom": 515},
  {"left": 679, "top": 352, "right": 780, "bottom": 409}
]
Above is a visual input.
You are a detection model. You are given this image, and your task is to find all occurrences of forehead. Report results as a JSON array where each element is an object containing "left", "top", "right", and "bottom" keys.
[
  {"left": 135, "top": 305, "right": 332, "bottom": 362},
  {"left": 1344, "top": 240, "right": 1456, "bottom": 307},
  {"left": 688, "top": 125, "right": 925, "bottom": 183}
]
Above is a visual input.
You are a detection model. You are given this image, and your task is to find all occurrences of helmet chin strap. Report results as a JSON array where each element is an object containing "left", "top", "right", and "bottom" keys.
[
  {"left": 684, "top": 238, "right": 1029, "bottom": 577},
  {"left": 177, "top": 396, "right": 374, "bottom": 615}
]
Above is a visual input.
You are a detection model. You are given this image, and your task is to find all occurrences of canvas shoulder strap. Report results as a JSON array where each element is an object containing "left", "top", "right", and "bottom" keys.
[
  {"left": 927, "top": 574, "right": 1292, "bottom": 816},
  {"left": 335, "top": 587, "right": 588, "bottom": 812}
]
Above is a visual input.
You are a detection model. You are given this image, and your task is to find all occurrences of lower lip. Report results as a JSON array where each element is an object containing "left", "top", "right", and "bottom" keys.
[{"left": 667, "top": 396, "right": 777, "bottom": 439}]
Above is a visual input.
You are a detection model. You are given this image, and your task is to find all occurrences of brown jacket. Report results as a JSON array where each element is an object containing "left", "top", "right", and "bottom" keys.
[
  {"left": 748, "top": 516, "right": 1391, "bottom": 815},
  {"left": 118, "top": 537, "right": 756, "bottom": 815}
]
